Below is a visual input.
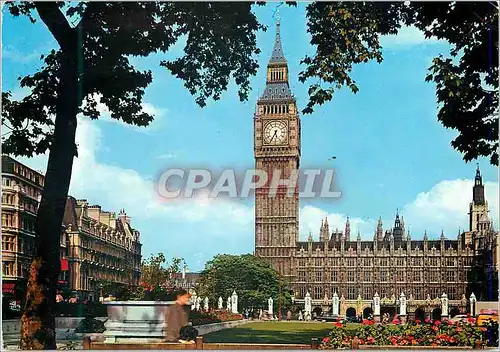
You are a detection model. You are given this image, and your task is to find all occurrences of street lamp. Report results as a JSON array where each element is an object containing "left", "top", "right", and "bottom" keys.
[{"left": 277, "top": 259, "right": 282, "bottom": 321}]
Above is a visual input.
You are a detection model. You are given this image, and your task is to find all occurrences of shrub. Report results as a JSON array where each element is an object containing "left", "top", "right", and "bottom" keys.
[
  {"left": 189, "top": 310, "right": 243, "bottom": 326},
  {"left": 74, "top": 317, "right": 106, "bottom": 333},
  {"left": 320, "top": 319, "right": 493, "bottom": 349},
  {"left": 179, "top": 326, "right": 199, "bottom": 341}
]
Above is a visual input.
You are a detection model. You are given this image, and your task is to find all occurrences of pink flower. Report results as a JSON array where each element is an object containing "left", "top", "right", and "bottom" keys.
[{"left": 322, "top": 337, "right": 330, "bottom": 343}]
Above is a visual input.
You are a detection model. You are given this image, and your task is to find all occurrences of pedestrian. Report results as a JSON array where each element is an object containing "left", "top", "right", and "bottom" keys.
[
  {"left": 287, "top": 310, "right": 292, "bottom": 321},
  {"left": 165, "top": 289, "right": 191, "bottom": 342}
]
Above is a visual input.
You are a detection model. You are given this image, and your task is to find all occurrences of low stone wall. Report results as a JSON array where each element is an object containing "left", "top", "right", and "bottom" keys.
[
  {"left": 196, "top": 319, "right": 247, "bottom": 335},
  {"left": 1, "top": 317, "right": 107, "bottom": 345},
  {"left": 477, "top": 301, "right": 498, "bottom": 313}
]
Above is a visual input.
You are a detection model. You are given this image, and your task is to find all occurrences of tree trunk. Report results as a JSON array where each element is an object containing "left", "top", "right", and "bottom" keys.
[{"left": 20, "top": 48, "right": 79, "bottom": 349}]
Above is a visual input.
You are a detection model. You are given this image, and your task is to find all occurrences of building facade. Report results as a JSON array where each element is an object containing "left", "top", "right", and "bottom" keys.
[
  {"left": 1, "top": 156, "right": 69, "bottom": 310},
  {"left": 1, "top": 155, "right": 142, "bottom": 304},
  {"left": 253, "top": 24, "right": 498, "bottom": 320},
  {"left": 63, "top": 197, "right": 142, "bottom": 300}
]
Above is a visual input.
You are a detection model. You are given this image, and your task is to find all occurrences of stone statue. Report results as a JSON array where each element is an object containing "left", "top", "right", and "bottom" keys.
[
  {"left": 227, "top": 297, "right": 231, "bottom": 311},
  {"left": 470, "top": 293, "right": 477, "bottom": 316},
  {"left": 340, "top": 294, "right": 347, "bottom": 316},
  {"left": 332, "top": 292, "right": 339, "bottom": 316},
  {"left": 298, "top": 311, "right": 304, "bottom": 321},
  {"left": 399, "top": 292, "right": 407, "bottom": 316},
  {"left": 268, "top": 297, "right": 273, "bottom": 316},
  {"left": 218, "top": 296, "right": 223, "bottom": 309},
  {"left": 231, "top": 290, "right": 238, "bottom": 314},
  {"left": 373, "top": 292, "right": 380, "bottom": 317},
  {"left": 304, "top": 292, "right": 312, "bottom": 315},
  {"left": 191, "top": 292, "right": 198, "bottom": 311},
  {"left": 441, "top": 293, "right": 449, "bottom": 317},
  {"left": 259, "top": 309, "right": 263, "bottom": 320},
  {"left": 204, "top": 297, "right": 209, "bottom": 312},
  {"left": 196, "top": 296, "right": 201, "bottom": 311},
  {"left": 356, "top": 294, "right": 363, "bottom": 314}
]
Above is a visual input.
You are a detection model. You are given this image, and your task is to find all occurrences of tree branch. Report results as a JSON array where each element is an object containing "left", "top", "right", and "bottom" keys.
[{"left": 34, "top": 2, "right": 74, "bottom": 51}]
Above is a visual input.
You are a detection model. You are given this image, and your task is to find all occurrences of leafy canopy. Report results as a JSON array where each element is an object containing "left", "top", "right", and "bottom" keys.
[
  {"left": 2, "top": 1, "right": 265, "bottom": 157},
  {"left": 140, "top": 253, "right": 184, "bottom": 290},
  {"left": 196, "top": 254, "right": 291, "bottom": 311},
  {"left": 300, "top": 2, "right": 499, "bottom": 165}
]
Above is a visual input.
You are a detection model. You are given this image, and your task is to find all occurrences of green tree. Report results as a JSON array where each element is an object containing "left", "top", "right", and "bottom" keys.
[
  {"left": 140, "top": 253, "right": 183, "bottom": 290},
  {"left": 2, "top": 2, "right": 264, "bottom": 349},
  {"left": 300, "top": 2, "right": 499, "bottom": 165},
  {"left": 195, "top": 254, "right": 292, "bottom": 313}
]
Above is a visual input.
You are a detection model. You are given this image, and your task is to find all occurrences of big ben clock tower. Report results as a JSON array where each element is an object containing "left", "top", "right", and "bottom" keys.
[{"left": 254, "top": 20, "right": 300, "bottom": 280}]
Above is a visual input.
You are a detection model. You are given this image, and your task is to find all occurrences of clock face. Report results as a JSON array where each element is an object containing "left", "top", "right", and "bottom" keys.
[{"left": 263, "top": 120, "right": 288, "bottom": 145}]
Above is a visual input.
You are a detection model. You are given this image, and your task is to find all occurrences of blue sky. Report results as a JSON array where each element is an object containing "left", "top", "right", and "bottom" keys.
[{"left": 3, "top": 3, "right": 498, "bottom": 271}]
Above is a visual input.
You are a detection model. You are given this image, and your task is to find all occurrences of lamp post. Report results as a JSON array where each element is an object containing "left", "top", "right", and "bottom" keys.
[{"left": 278, "top": 260, "right": 282, "bottom": 321}]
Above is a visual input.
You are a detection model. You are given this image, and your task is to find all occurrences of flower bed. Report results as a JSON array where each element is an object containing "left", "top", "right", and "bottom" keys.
[
  {"left": 320, "top": 318, "right": 499, "bottom": 349},
  {"left": 190, "top": 310, "right": 243, "bottom": 326}
]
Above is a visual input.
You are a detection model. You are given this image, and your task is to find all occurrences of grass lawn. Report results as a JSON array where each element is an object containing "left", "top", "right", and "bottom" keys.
[{"left": 202, "top": 321, "right": 360, "bottom": 344}]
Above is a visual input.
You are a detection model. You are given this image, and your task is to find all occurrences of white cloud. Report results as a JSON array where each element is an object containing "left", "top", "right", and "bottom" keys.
[
  {"left": 301, "top": 179, "right": 499, "bottom": 242},
  {"left": 300, "top": 205, "right": 376, "bottom": 241},
  {"left": 381, "top": 26, "right": 443, "bottom": 48},
  {"left": 18, "top": 115, "right": 253, "bottom": 234},
  {"left": 402, "top": 179, "right": 499, "bottom": 238},
  {"left": 82, "top": 94, "right": 168, "bottom": 134}
]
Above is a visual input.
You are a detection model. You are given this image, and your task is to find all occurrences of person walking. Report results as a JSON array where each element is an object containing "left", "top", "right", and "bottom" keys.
[
  {"left": 286, "top": 310, "right": 292, "bottom": 321},
  {"left": 165, "top": 289, "right": 191, "bottom": 342}
]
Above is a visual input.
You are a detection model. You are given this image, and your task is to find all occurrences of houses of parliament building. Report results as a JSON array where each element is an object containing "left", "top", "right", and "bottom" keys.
[{"left": 253, "top": 21, "right": 498, "bottom": 318}]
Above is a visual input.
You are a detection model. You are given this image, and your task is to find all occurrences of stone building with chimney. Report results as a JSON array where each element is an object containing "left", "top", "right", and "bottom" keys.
[{"left": 63, "top": 197, "right": 142, "bottom": 300}]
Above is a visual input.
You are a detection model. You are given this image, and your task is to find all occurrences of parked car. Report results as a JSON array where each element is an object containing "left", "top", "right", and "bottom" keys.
[
  {"left": 477, "top": 312, "right": 499, "bottom": 326},
  {"left": 449, "top": 314, "right": 469, "bottom": 323}
]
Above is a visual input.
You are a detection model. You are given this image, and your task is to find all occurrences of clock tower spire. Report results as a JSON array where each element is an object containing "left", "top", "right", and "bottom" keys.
[{"left": 254, "top": 20, "right": 300, "bottom": 281}]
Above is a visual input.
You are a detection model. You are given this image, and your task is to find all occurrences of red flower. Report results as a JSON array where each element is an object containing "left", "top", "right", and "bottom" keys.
[
  {"left": 434, "top": 320, "right": 441, "bottom": 326},
  {"left": 322, "top": 337, "right": 330, "bottom": 343},
  {"left": 392, "top": 318, "right": 400, "bottom": 325},
  {"left": 359, "top": 339, "right": 365, "bottom": 345},
  {"left": 334, "top": 322, "right": 343, "bottom": 328},
  {"left": 425, "top": 318, "right": 431, "bottom": 323},
  {"left": 456, "top": 327, "right": 462, "bottom": 332},
  {"left": 415, "top": 319, "right": 421, "bottom": 324},
  {"left": 468, "top": 317, "right": 476, "bottom": 324},
  {"left": 367, "top": 337, "right": 375, "bottom": 344},
  {"left": 391, "top": 337, "right": 398, "bottom": 345},
  {"left": 481, "top": 327, "right": 487, "bottom": 332},
  {"left": 447, "top": 320, "right": 454, "bottom": 325}
]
